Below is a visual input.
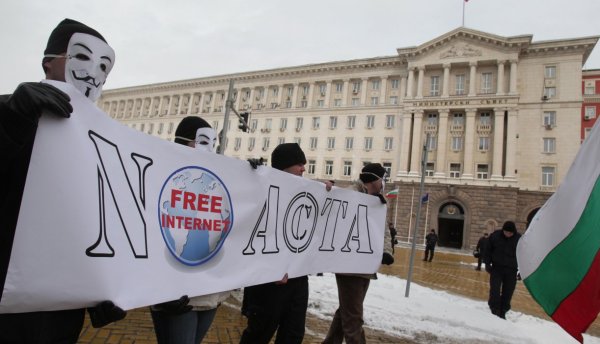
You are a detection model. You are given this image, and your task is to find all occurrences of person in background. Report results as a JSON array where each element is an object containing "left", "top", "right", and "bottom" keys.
[
  {"left": 475, "top": 233, "right": 489, "bottom": 271},
  {"left": 423, "top": 229, "right": 438, "bottom": 262},
  {"left": 483, "top": 221, "right": 521, "bottom": 319},
  {"left": 322, "top": 163, "right": 394, "bottom": 344},
  {"left": 0, "top": 18, "right": 125, "bottom": 343},
  {"left": 150, "top": 116, "right": 231, "bottom": 343},
  {"left": 388, "top": 223, "right": 398, "bottom": 254}
]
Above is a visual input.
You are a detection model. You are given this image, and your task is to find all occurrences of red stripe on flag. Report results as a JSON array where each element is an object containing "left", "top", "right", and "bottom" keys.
[{"left": 551, "top": 249, "right": 600, "bottom": 343}]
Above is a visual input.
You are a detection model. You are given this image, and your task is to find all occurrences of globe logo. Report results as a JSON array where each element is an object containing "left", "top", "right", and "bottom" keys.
[{"left": 158, "top": 166, "right": 233, "bottom": 266}]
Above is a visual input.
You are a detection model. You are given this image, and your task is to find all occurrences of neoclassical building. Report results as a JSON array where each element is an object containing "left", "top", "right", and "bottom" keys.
[{"left": 100, "top": 27, "right": 598, "bottom": 250}]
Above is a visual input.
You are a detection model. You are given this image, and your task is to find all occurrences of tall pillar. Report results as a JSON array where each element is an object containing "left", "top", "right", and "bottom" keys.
[
  {"left": 435, "top": 109, "right": 450, "bottom": 178},
  {"left": 491, "top": 108, "right": 505, "bottom": 180},
  {"left": 380, "top": 76, "right": 388, "bottom": 105},
  {"left": 406, "top": 68, "right": 415, "bottom": 99},
  {"left": 325, "top": 81, "right": 332, "bottom": 107},
  {"left": 468, "top": 62, "right": 477, "bottom": 96},
  {"left": 462, "top": 109, "right": 477, "bottom": 179},
  {"left": 442, "top": 63, "right": 451, "bottom": 98},
  {"left": 234, "top": 89, "right": 241, "bottom": 110},
  {"left": 416, "top": 67, "right": 425, "bottom": 99},
  {"left": 276, "top": 85, "right": 283, "bottom": 106},
  {"left": 209, "top": 92, "right": 216, "bottom": 112},
  {"left": 307, "top": 83, "right": 315, "bottom": 109},
  {"left": 497, "top": 60, "right": 505, "bottom": 95},
  {"left": 342, "top": 79, "right": 349, "bottom": 106},
  {"left": 398, "top": 111, "right": 413, "bottom": 176},
  {"left": 360, "top": 78, "right": 368, "bottom": 105},
  {"left": 509, "top": 60, "right": 518, "bottom": 95},
  {"left": 505, "top": 109, "right": 518, "bottom": 180},
  {"left": 409, "top": 111, "right": 424, "bottom": 176},
  {"left": 198, "top": 93, "right": 206, "bottom": 113},
  {"left": 291, "top": 83, "right": 299, "bottom": 108},
  {"left": 400, "top": 75, "right": 407, "bottom": 100}
]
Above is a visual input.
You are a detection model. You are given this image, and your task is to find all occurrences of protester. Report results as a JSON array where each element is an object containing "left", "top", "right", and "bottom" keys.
[
  {"left": 475, "top": 233, "right": 489, "bottom": 271},
  {"left": 150, "top": 116, "right": 231, "bottom": 343},
  {"left": 389, "top": 223, "right": 398, "bottom": 254},
  {"left": 423, "top": 229, "right": 438, "bottom": 262},
  {"left": 322, "top": 163, "right": 394, "bottom": 344},
  {"left": 0, "top": 18, "right": 125, "bottom": 343},
  {"left": 483, "top": 221, "right": 521, "bottom": 319}
]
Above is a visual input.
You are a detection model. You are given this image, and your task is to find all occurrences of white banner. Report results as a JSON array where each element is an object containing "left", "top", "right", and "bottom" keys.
[{"left": 0, "top": 81, "right": 386, "bottom": 313}]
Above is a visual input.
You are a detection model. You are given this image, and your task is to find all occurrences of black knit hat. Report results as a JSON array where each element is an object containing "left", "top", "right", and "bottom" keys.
[
  {"left": 360, "top": 163, "right": 386, "bottom": 183},
  {"left": 502, "top": 221, "right": 517, "bottom": 233},
  {"left": 271, "top": 143, "right": 306, "bottom": 170},
  {"left": 174, "top": 117, "right": 211, "bottom": 145},
  {"left": 42, "top": 19, "right": 107, "bottom": 70}
]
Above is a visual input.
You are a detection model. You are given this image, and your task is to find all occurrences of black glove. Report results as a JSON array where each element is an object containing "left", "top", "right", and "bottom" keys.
[
  {"left": 7, "top": 82, "right": 72, "bottom": 121},
  {"left": 247, "top": 158, "right": 264, "bottom": 169},
  {"left": 485, "top": 264, "right": 492, "bottom": 273},
  {"left": 382, "top": 252, "right": 394, "bottom": 265},
  {"left": 376, "top": 193, "right": 387, "bottom": 204},
  {"left": 154, "top": 295, "right": 192, "bottom": 315},
  {"left": 88, "top": 300, "right": 127, "bottom": 328}
]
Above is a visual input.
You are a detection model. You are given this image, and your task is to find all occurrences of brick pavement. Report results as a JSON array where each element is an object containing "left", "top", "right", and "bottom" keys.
[{"left": 77, "top": 245, "right": 600, "bottom": 343}]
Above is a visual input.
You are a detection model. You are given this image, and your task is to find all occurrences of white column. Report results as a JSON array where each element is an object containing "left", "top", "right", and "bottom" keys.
[
  {"left": 409, "top": 111, "right": 424, "bottom": 176},
  {"left": 491, "top": 109, "right": 505, "bottom": 180},
  {"left": 198, "top": 93, "right": 206, "bottom": 114},
  {"left": 209, "top": 92, "right": 216, "bottom": 112},
  {"left": 442, "top": 63, "right": 450, "bottom": 98},
  {"left": 291, "top": 83, "right": 299, "bottom": 108},
  {"left": 400, "top": 75, "right": 407, "bottom": 100},
  {"left": 496, "top": 60, "right": 505, "bottom": 95},
  {"left": 462, "top": 110, "right": 477, "bottom": 179},
  {"left": 234, "top": 89, "right": 241, "bottom": 110},
  {"left": 276, "top": 86, "right": 283, "bottom": 105},
  {"left": 505, "top": 109, "right": 518, "bottom": 180},
  {"left": 325, "top": 81, "right": 332, "bottom": 107},
  {"left": 398, "top": 112, "right": 413, "bottom": 176},
  {"left": 307, "top": 83, "right": 315, "bottom": 109},
  {"left": 406, "top": 68, "right": 415, "bottom": 99},
  {"left": 435, "top": 109, "right": 449, "bottom": 178},
  {"left": 360, "top": 78, "right": 368, "bottom": 105},
  {"left": 468, "top": 62, "right": 477, "bottom": 96},
  {"left": 509, "top": 60, "right": 518, "bottom": 95},
  {"left": 416, "top": 66, "right": 425, "bottom": 99},
  {"left": 380, "top": 76, "right": 387, "bottom": 105},
  {"left": 342, "top": 79, "right": 349, "bottom": 106}
]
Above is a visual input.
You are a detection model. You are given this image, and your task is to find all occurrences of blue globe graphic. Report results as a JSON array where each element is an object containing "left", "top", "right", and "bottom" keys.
[{"left": 158, "top": 166, "right": 233, "bottom": 266}]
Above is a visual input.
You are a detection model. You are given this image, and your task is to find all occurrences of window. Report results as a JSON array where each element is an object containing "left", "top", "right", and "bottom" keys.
[
  {"left": 386, "top": 115, "right": 395, "bottom": 129},
  {"left": 158, "top": 123, "right": 164, "bottom": 134},
  {"left": 585, "top": 83, "right": 596, "bottom": 95},
  {"left": 542, "top": 166, "right": 555, "bottom": 186},
  {"left": 544, "top": 87, "right": 556, "bottom": 99},
  {"left": 327, "top": 137, "right": 335, "bottom": 149},
  {"left": 278, "top": 137, "right": 285, "bottom": 145},
  {"left": 300, "top": 100, "right": 308, "bottom": 108},
  {"left": 450, "top": 163, "right": 461, "bottom": 178},
  {"left": 351, "top": 98, "right": 359, "bottom": 106},
  {"left": 452, "top": 113, "right": 464, "bottom": 126},
  {"left": 543, "top": 138, "right": 556, "bottom": 153},
  {"left": 389, "top": 96, "right": 398, "bottom": 105},
  {"left": 234, "top": 137, "right": 241, "bottom": 150},
  {"left": 455, "top": 74, "right": 466, "bottom": 95},
  {"left": 543, "top": 111, "right": 556, "bottom": 127},
  {"left": 280, "top": 118, "right": 287, "bottom": 131},
  {"left": 168, "top": 122, "right": 174, "bottom": 134},
  {"left": 370, "top": 97, "right": 379, "bottom": 105},
  {"left": 384, "top": 137, "right": 393, "bottom": 151},
  {"left": 366, "top": 115, "right": 375, "bottom": 129},
  {"left": 345, "top": 137, "right": 354, "bottom": 150},
  {"left": 451, "top": 137, "right": 463, "bottom": 151},
  {"left": 335, "top": 83, "right": 343, "bottom": 93},
  {"left": 476, "top": 164, "right": 489, "bottom": 179},
  {"left": 296, "top": 117, "right": 303, "bottom": 131},
  {"left": 427, "top": 113, "right": 438, "bottom": 125},
  {"left": 347, "top": 115, "right": 356, "bottom": 129},
  {"left": 372, "top": 80, "right": 380, "bottom": 90},
  {"left": 481, "top": 72, "right": 493, "bottom": 94},
  {"left": 430, "top": 76, "right": 440, "bottom": 96},
  {"left": 325, "top": 160, "right": 334, "bottom": 176},
  {"left": 329, "top": 116, "right": 338, "bottom": 129},
  {"left": 334, "top": 99, "right": 342, "bottom": 107},
  {"left": 319, "top": 84, "right": 327, "bottom": 94},
  {"left": 285, "top": 101, "right": 292, "bottom": 108},
  {"left": 383, "top": 162, "right": 392, "bottom": 181},
  {"left": 262, "top": 137, "right": 270, "bottom": 151},
  {"left": 271, "top": 102, "right": 278, "bottom": 109},
  {"left": 312, "top": 117, "right": 320, "bottom": 129},
  {"left": 317, "top": 100, "right": 324, "bottom": 108},
  {"left": 364, "top": 137, "right": 373, "bottom": 150},
  {"left": 148, "top": 123, "right": 154, "bottom": 134},
  {"left": 272, "top": 87, "right": 279, "bottom": 96},
  {"left": 426, "top": 135, "right": 437, "bottom": 151},
  {"left": 343, "top": 161, "right": 352, "bottom": 176},
  {"left": 391, "top": 79, "right": 399, "bottom": 89},
  {"left": 352, "top": 81, "right": 361, "bottom": 93},
  {"left": 585, "top": 106, "right": 596, "bottom": 120},
  {"left": 287, "top": 87, "right": 293, "bottom": 96},
  {"left": 310, "top": 137, "right": 318, "bottom": 150},
  {"left": 248, "top": 137, "right": 255, "bottom": 150},
  {"left": 478, "top": 137, "right": 490, "bottom": 151},
  {"left": 265, "top": 118, "right": 272, "bottom": 130},
  {"left": 307, "top": 160, "right": 316, "bottom": 174},
  {"left": 479, "top": 112, "right": 491, "bottom": 125},
  {"left": 545, "top": 66, "right": 556, "bottom": 78},
  {"left": 425, "top": 162, "right": 435, "bottom": 177},
  {"left": 302, "top": 85, "right": 309, "bottom": 96}
]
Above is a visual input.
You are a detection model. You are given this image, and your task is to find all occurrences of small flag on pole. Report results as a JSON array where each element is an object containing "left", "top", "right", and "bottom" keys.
[
  {"left": 385, "top": 189, "right": 399, "bottom": 199},
  {"left": 421, "top": 193, "right": 429, "bottom": 204}
]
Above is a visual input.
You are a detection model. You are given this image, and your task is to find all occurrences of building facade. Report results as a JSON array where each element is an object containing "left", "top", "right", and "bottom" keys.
[
  {"left": 582, "top": 69, "right": 600, "bottom": 141},
  {"left": 99, "top": 28, "right": 598, "bottom": 250}
]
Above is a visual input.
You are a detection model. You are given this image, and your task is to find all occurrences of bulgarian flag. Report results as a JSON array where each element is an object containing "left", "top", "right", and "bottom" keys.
[
  {"left": 385, "top": 189, "right": 399, "bottom": 199},
  {"left": 517, "top": 121, "right": 600, "bottom": 343}
]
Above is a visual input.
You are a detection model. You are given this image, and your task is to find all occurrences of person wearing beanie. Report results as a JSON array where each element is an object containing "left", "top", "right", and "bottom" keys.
[
  {"left": 323, "top": 162, "right": 394, "bottom": 344},
  {"left": 0, "top": 19, "right": 124, "bottom": 343},
  {"left": 483, "top": 220, "right": 522, "bottom": 319}
]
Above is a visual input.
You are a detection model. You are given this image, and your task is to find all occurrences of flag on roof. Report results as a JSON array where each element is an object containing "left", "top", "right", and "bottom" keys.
[
  {"left": 385, "top": 189, "right": 399, "bottom": 199},
  {"left": 516, "top": 121, "right": 600, "bottom": 343},
  {"left": 421, "top": 193, "right": 429, "bottom": 204}
]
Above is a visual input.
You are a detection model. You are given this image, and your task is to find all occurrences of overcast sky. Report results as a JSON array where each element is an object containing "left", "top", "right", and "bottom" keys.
[{"left": 1, "top": 0, "right": 599, "bottom": 95}]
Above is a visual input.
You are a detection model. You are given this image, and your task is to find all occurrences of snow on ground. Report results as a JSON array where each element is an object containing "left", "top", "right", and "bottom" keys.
[{"left": 307, "top": 273, "right": 600, "bottom": 344}]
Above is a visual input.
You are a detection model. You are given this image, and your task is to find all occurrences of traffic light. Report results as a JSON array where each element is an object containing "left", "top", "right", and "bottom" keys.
[{"left": 238, "top": 112, "right": 250, "bottom": 132}]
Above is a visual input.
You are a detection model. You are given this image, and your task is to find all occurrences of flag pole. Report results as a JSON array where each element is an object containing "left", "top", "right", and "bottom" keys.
[
  {"left": 394, "top": 186, "right": 399, "bottom": 229},
  {"left": 462, "top": 0, "right": 465, "bottom": 27},
  {"left": 423, "top": 199, "right": 430, "bottom": 246},
  {"left": 407, "top": 187, "right": 414, "bottom": 244}
]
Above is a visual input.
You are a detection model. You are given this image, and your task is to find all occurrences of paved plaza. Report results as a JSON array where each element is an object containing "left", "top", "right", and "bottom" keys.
[{"left": 78, "top": 245, "right": 600, "bottom": 343}]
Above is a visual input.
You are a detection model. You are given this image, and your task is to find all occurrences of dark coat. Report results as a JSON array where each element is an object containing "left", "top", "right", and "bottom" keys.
[
  {"left": 425, "top": 232, "right": 438, "bottom": 247},
  {"left": 483, "top": 229, "right": 521, "bottom": 270}
]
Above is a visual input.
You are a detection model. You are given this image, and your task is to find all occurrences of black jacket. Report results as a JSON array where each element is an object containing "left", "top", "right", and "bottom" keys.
[{"left": 483, "top": 229, "right": 521, "bottom": 270}]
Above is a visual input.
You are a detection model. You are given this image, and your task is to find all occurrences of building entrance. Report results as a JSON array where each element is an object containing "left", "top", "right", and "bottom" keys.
[{"left": 437, "top": 202, "right": 465, "bottom": 249}]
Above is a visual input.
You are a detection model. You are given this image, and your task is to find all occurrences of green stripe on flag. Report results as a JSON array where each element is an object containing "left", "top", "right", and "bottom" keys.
[{"left": 524, "top": 175, "right": 600, "bottom": 315}]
